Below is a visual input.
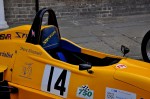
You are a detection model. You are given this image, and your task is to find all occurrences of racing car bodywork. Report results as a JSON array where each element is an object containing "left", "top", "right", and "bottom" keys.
[{"left": 0, "top": 8, "right": 150, "bottom": 99}]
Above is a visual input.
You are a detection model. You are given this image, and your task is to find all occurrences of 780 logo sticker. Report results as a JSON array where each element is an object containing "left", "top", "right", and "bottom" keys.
[{"left": 41, "top": 64, "right": 71, "bottom": 98}]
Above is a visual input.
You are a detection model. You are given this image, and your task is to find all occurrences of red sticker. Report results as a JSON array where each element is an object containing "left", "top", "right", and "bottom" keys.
[
  {"left": 116, "top": 64, "right": 127, "bottom": 69},
  {"left": 32, "top": 30, "right": 35, "bottom": 37}
]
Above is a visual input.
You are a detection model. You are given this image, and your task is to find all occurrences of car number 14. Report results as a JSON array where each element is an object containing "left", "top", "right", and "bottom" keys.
[{"left": 41, "top": 64, "right": 71, "bottom": 98}]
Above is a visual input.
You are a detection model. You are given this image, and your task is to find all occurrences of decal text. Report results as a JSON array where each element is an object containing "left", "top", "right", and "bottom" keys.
[
  {"left": 0, "top": 34, "right": 11, "bottom": 40},
  {"left": 0, "top": 52, "right": 13, "bottom": 58}
]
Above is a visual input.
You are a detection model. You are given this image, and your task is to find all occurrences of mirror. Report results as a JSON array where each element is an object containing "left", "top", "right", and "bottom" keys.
[
  {"left": 79, "top": 63, "right": 92, "bottom": 70},
  {"left": 121, "top": 45, "right": 130, "bottom": 56}
]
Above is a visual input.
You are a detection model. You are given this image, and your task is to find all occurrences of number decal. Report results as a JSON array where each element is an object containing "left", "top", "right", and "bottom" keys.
[
  {"left": 41, "top": 65, "right": 71, "bottom": 98},
  {"left": 47, "top": 66, "right": 54, "bottom": 92},
  {"left": 54, "top": 70, "right": 67, "bottom": 95}
]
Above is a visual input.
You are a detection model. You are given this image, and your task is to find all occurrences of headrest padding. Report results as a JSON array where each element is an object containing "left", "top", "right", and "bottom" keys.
[{"left": 41, "top": 26, "right": 60, "bottom": 50}]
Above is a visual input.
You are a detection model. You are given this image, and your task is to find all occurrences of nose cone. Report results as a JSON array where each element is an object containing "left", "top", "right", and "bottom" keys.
[{"left": 114, "top": 58, "right": 150, "bottom": 92}]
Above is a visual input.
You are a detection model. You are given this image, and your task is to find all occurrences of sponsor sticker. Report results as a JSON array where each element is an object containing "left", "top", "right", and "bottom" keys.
[
  {"left": 19, "top": 63, "right": 33, "bottom": 79},
  {"left": 0, "top": 34, "right": 11, "bottom": 40},
  {"left": 32, "top": 30, "right": 35, "bottom": 37},
  {"left": 76, "top": 85, "right": 94, "bottom": 99},
  {"left": 16, "top": 32, "right": 28, "bottom": 38},
  {"left": 20, "top": 47, "right": 42, "bottom": 55},
  {"left": 0, "top": 52, "right": 13, "bottom": 58},
  {"left": 106, "top": 87, "right": 136, "bottom": 99},
  {"left": 116, "top": 64, "right": 127, "bottom": 69}
]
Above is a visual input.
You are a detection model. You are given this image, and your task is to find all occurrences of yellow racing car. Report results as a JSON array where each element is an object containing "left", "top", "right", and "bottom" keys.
[{"left": 0, "top": 8, "right": 150, "bottom": 99}]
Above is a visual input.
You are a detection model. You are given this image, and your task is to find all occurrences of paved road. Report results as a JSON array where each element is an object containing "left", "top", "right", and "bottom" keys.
[{"left": 58, "top": 14, "right": 150, "bottom": 60}]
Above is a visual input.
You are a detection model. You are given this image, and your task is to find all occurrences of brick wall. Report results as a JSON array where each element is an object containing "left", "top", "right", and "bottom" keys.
[
  {"left": 111, "top": 0, "right": 150, "bottom": 16},
  {"left": 39, "top": 0, "right": 113, "bottom": 19},
  {"left": 4, "top": 0, "right": 35, "bottom": 25},
  {"left": 4, "top": 0, "right": 150, "bottom": 26}
]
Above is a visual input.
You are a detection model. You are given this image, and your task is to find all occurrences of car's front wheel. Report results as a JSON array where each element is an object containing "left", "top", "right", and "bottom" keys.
[{"left": 141, "top": 31, "right": 150, "bottom": 63}]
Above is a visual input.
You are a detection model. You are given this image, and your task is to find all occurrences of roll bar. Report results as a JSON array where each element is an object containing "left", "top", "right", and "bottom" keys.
[{"left": 26, "top": 8, "right": 60, "bottom": 44}]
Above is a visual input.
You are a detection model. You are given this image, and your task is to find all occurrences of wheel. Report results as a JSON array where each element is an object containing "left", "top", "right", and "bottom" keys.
[{"left": 141, "top": 31, "right": 150, "bottom": 62}]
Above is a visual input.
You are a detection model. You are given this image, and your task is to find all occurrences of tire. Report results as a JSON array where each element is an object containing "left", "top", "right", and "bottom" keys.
[{"left": 141, "top": 31, "right": 150, "bottom": 63}]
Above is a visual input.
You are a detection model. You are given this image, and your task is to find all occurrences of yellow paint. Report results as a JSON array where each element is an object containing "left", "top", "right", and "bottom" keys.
[{"left": 0, "top": 65, "right": 8, "bottom": 72}]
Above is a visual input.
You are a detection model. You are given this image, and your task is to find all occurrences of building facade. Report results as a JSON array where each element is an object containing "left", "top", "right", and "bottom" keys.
[{"left": 4, "top": 0, "right": 150, "bottom": 26}]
